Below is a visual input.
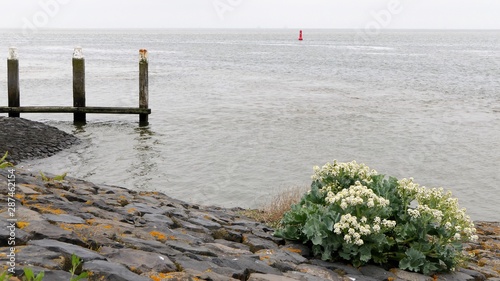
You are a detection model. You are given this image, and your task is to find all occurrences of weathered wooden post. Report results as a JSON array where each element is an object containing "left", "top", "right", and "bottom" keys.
[
  {"left": 7, "top": 47, "right": 20, "bottom": 118},
  {"left": 72, "top": 47, "right": 86, "bottom": 123},
  {"left": 139, "top": 49, "right": 149, "bottom": 125}
]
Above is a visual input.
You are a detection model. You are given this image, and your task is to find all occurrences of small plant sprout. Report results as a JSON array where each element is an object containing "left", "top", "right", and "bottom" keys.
[
  {"left": 70, "top": 254, "right": 89, "bottom": 281},
  {"left": 0, "top": 151, "right": 14, "bottom": 169},
  {"left": 23, "top": 268, "right": 44, "bottom": 281}
]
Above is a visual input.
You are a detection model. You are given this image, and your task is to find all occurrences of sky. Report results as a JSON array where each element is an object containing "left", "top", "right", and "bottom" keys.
[{"left": 0, "top": 0, "right": 499, "bottom": 30}]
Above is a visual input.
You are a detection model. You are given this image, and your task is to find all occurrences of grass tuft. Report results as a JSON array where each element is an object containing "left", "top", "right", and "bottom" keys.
[{"left": 242, "top": 185, "right": 308, "bottom": 228}]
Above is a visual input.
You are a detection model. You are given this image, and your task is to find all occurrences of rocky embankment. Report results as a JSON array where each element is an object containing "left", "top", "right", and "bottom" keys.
[
  {"left": 0, "top": 117, "right": 79, "bottom": 164},
  {"left": 0, "top": 169, "right": 499, "bottom": 281}
]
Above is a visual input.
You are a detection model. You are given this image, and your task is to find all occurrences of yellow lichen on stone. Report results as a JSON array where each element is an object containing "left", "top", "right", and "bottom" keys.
[
  {"left": 16, "top": 221, "right": 30, "bottom": 229},
  {"left": 150, "top": 231, "right": 168, "bottom": 242}
]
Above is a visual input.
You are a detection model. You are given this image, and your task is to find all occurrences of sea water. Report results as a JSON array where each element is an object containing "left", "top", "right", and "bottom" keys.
[{"left": 0, "top": 29, "right": 498, "bottom": 221}]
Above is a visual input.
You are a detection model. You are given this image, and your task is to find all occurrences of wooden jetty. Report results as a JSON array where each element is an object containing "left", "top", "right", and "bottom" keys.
[{"left": 0, "top": 47, "right": 151, "bottom": 125}]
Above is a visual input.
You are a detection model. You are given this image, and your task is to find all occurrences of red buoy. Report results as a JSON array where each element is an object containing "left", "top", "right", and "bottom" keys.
[{"left": 298, "top": 30, "right": 303, "bottom": 41}]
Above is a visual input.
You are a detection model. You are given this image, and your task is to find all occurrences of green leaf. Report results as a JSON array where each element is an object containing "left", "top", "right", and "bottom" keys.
[
  {"left": 53, "top": 172, "right": 67, "bottom": 181},
  {"left": 71, "top": 272, "right": 89, "bottom": 281},
  {"left": 24, "top": 267, "right": 35, "bottom": 280},
  {"left": 34, "top": 271, "right": 45, "bottom": 281},
  {"left": 359, "top": 245, "right": 372, "bottom": 262},
  {"left": 0, "top": 151, "right": 8, "bottom": 162}
]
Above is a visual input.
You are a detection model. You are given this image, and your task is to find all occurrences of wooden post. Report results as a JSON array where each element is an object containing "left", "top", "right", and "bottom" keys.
[
  {"left": 72, "top": 47, "right": 86, "bottom": 124},
  {"left": 139, "top": 49, "right": 149, "bottom": 125},
  {"left": 7, "top": 47, "right": 20, "bottom": 118}
]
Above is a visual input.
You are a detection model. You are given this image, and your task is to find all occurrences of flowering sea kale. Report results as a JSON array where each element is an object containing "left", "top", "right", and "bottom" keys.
[{"left": 275, "top": 160, "right": 478, "bottom": 275}]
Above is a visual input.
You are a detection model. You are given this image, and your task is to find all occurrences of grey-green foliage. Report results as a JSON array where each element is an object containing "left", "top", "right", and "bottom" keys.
[{"left": 275, "top": 160, "right": 478, "bottom": 275}]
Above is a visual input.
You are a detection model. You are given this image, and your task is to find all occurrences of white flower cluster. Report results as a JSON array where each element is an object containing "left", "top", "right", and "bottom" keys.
[
  {"left": 399, "top": 178, "right": 478, "bottom": 243},
  {"left": 397, "top": 178, "right": 424, "bottom": 198},
  {"left": 312, "top": 160, "right": 377, "bottom": 185},
  {"left": 325, "top": 181, "right": 390, "bottom": 210},
  {"left": 333, "top": 214, "right": 396, "bottom": 246}
]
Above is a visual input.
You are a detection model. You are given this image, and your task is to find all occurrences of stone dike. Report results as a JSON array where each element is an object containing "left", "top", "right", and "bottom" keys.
[
  {"left": 0, "top": 117, "right": 79, "bottom": 164},
  {"left": 1, "top": 169, "right": 499, "bottom": 281}
]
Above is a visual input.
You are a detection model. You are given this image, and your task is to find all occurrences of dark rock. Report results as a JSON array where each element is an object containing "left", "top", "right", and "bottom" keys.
[
  {"left": 43, "top": 214, "right": 86, "bottom": 224},
  {"left": 284, "top": 271, "right": 333, "bottom": 281},
  {"left": 123, "top": 202, "right": 166, "bottom": 216},
  {"left": 188, "top": 217, "right": 222, "bottom": 230},
  {"left": 172, "top": 218, "right": 210, "bottom": 233},
  {"left": 213, "top": 228, "right": 243, "bottom": 243},
  {"left": 247, "top": 273, "right": 297, "bottom": 281},
  {"left": 359, "top": 265, "right": 397, "bottom": 280},
  {"left": 211, "top": 256, "right": 283, "bottom": 277},
  {"left": 165, "top": 240, "right": 218, "bottom": 257},
  {"left": 435, "top": 271, "right": 476, "bottom": 281},
  {"left": 295, "top": 264, "right": 343, "bottom": 281},
  {"left": 28, "top": 239, "right": 105, "bottom": 261},
  {"left": 120, "top": 236, "right": 182, "bottom": 257},
  {"left": 390, "top": 268, "right": 434, "bottom": 281},
  {"left": 0, "top": 117, "right": 79, "bottom": 163},
  {"left": 99, "top": 246, "right": 176, "bottom": 274},
  {"left": 243, "top": 234, "right": 279, "bottom": 253},
  {"left": 82, "top": 259, "right": 151, "bottom": 281},
  {"left": 458, "top": 268, "right": 486, "bottom": 281},
  {"left": 310, "top": 259, "right": 363, "bottom": 276},
  {"left": 143, "top": 213, "right": 175, "bottom": 227},
  {"left": 16, "top": 245, "right": 65, "bottom": 269}
]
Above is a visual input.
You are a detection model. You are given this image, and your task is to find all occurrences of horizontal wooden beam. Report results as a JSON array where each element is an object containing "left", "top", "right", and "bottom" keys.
[{"left": 0, "top": 106, "right": 151, "bottom": 115}]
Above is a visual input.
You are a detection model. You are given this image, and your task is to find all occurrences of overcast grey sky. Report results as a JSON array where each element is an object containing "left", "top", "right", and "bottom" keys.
[{"left": 0, "top": 0, "right": 499, "bottom": 30}]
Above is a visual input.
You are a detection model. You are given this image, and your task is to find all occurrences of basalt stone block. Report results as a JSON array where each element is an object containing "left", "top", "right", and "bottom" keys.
[
  {"left": 123, "top": 202, "right": 166, "bottom": 216},
  {"left": 172, "top": 218, "right": 210, "bottom": 234},
  {"left": 143, "top": 213, "right": 175, "bottom": 227},
  {"left": 458, "top": 268, "right": 486, "bottom": 281},
  {"left": 213, "top": 228, "right": 244, "bottom": 243},
  {"left": 184, "top": 268, "right": 240, "bottom": 281},
  {"left": 211, "top": 256, "right": 283, "bottom": 277},
  {"left": 434, "top": 271, "right": 476, "bottom": 281},
  {"left": 43, "top": 214, "right": 86, "bottom": 224},
  {"left": 28, "top": 239, "right": 105, "bottom": 261},
  {"left": 214, "top": 239, "right": 252, "bottom": 252},
  {"left": 204, "top": 242, "right": 253, "bottom": 256},
  {"left": 188, "top": 217, "right": 222, "bottom": 230},
  {"left": 280, "top": 243, "right": 312, "bottom": 258},
  {"left": 15, "top": 245, "right": 65, "bottom": 270},
  {"left": 256, "top": 248, "right": 307, "bottom": 268},
  {"left": 165, "top": 240, "right": 218, "bottom": 257},
  {"left": 309, "top": 260, "right": 362, "bottom": 276},
  {"left": 389, "top": 268, "right": 434, "bottom": 281},
  {"left": 99, "top": 246, "right": 176, "bottom": 274},
  {"left": 358, "top": 265, "right": 397, "bottom": 281},
  {"left": 247, "top": 273, "right": 297, "bottom": 281},
  {"left": 285, "top": 271, "right": 334, "bottom": 281},
  {"left": 83, "top": 259, "right": 151, "bottom": 281},
  {"left": 242, "top": 234, "right": 279, "bottom": 253},
  {"left": 21, "top": 220, "right": 84, "bottom": 246},
  {"left": 0, "top": 220, "right": 30, "bottom": 246},
  {"left": 295, "top": 264, "right": 343, "bottom": 281},
  {"left": 120, "top": 236, "right": 182, "bottom": 257}
]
